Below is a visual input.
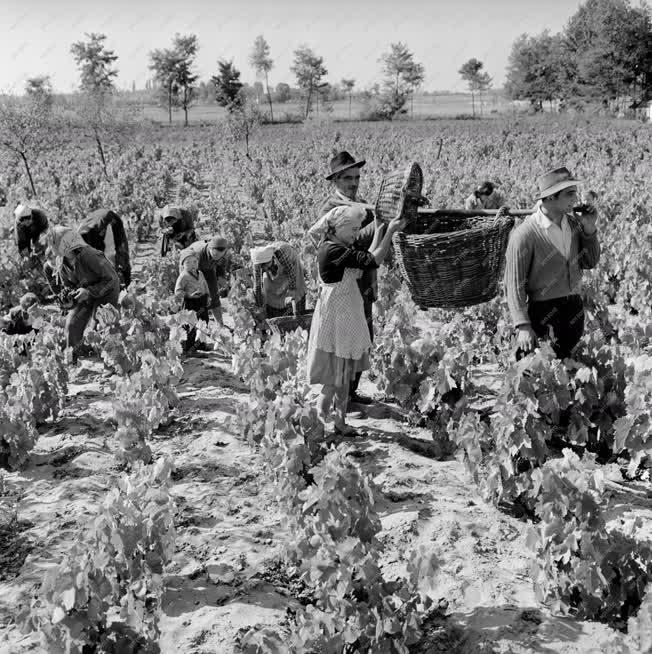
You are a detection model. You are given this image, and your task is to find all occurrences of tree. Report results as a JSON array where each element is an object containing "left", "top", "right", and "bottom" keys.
[
  {"left": 505, "top": 32, "right": 571, "bottom": 111},
  {"left": 250, "top": 35, "right": 274, "bottom": 121},
  {"left": 70, "top": 33, "right": 118, "bottom": 92},
  {"left": 25, "top": 76, "right": 53, "bottom": 110},
  {"left": 149, "top": 34, "right": 199, "bottom": 126},
  {"left": 458, "top": 58, "right": 492, "bottom": 117},
  {"left": 341, "top": 78, "right": 355, "bottom": 119},
  {"left": 378, "top": 42, "right": 425, "bottom": 119},
  {"left": 564, "top": 0, "right": 652, "bottom": 109},
  {"left": 403, "top": 63, "right": 425, "bottom": 117},
  {"left": 290, "top": 45, "right": 328, "bottom": 118},
  {"left": 0, "top": 94, "right": 58, "bottom": 197},
  {"left": 275, "top": 82, "right": 291, "bottom": 103},
  {"left": 212, "top": 60, "right": 244, "bottom": 111},
  {"left": 149, "top": 47, "right": 183, "bottom": 124}
]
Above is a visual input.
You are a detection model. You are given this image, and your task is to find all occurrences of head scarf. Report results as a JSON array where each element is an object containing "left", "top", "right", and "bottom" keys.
[
  {"left": 251, "top": 245, "right": 276, "bottom": 266},
  {"left": 324, "top": 205, "right": 364, "bottom": 234},
  {"left": 46, "top": 226, "right": 87, "bottom": 275},
  {"left": 161, "top": 205, "right": 183, "bottom": 221},
  {"left": 14, "top": 204, "right": 34, "bottom": 221}
]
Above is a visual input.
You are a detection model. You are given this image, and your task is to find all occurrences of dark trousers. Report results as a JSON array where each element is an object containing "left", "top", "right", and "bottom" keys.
[
  {"left": 350, "top": 298, "right": 374, "bottom": 396},
  {"left": 519, "top": 295, "right": 585, "bottom": 360},
  {"left": 66, "top": 288, "right": 120, "bottom": 351},
  {"left": 183, "top": 296, "right": 210, "bottom": 351}
]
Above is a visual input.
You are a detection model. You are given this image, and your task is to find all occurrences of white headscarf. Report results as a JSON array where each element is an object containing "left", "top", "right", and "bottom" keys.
[
  {"left": 308, "top": 204, "right": 366, "bottom": 244},
  {"left": 46, "top": 226, "right": 88, "bottom": 275},
  {"left": 250, "top": 245, "right": 276, "bottom": 265},
  {"left": 14, "top": 204, "right": 33, "bottom": 220}
]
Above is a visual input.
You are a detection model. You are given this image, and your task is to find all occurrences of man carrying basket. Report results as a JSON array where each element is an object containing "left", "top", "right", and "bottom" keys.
[{"left": 505, "top": 167, "right": 600, "bottom": 360}]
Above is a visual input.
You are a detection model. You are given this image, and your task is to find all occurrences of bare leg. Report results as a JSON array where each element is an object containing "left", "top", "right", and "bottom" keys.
[
  {"left": 318, "top": 385, "right": 337, "bottom": 423},
  {"left": 333, "top": 385, "right": 355, "bottom": 433}
]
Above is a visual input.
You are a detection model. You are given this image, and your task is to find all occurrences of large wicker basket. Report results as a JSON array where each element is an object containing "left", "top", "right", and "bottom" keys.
[
  {"left": 374, "top": 162, "right": 424, "bottom": 224},
  {"left": 266, "top": 311, "right": 314, "bottom": 336},
  {"left": 392, "top": 211, "right": 515, "bottom": 309}
]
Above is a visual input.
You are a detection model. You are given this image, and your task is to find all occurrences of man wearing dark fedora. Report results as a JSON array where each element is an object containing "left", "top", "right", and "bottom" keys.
[
  {"left": 505, "top": 166, "right": 600, "bottom": 359},
  {"left": 309, "top": 151, "right": 377, "bottom": 405}
]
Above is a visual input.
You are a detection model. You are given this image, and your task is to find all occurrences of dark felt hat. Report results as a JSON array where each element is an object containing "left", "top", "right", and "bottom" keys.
[
  {"left": 325, "top": 151, "right": 366, "bottom": 180},
  {"left": 536, "top": 167, "right": 581, "bottom": 200}
]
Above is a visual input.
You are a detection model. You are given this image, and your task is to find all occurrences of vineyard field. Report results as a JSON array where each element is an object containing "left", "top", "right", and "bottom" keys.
[{"left": 0, "top": 116, "right": 651, "bottom": 653}]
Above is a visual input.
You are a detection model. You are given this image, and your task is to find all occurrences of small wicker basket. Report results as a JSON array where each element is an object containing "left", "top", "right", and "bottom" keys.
[
  {"left": 392, "top": 211, "right": 515, "bottom": 309},
  {"left": 374, "top": 162, "right": 424, "bottom": 224},
  {"left": 266, "top": 311, "right": 314, "bottom": 336}
]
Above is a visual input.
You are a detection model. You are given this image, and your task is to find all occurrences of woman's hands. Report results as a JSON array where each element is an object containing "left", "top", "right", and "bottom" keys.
[{"left": 73, "top": 288, "right": 90, "bottom": 303}]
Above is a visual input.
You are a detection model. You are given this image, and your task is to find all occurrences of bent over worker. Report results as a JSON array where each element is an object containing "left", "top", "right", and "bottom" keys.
[
  {"left": 178, "top": 237, "right": 230, "bottom": 325},
  {"left": 160, "top": 205, "right": 197, "bottom": 255},
  {"left": 251, "top": 241, "right": 306, "bottom": 318},
  {"left": 505, "top": 167, "right": 600, "bottom": 360},
  {"left": 78, "top": 208, "right": 131, "bottom": 288},
  {"left": 45, "top": 226, "right": 120, "bottom": 360}
]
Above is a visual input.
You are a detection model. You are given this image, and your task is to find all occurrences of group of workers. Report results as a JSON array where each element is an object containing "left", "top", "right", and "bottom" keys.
[{"left": 4, "top": 151, "right": 600, "bottom": 436}]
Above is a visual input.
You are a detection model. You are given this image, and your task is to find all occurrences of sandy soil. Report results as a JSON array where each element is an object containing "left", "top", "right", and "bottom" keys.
[
  {"left": 0, "top": 245, "right": 649, "bottom": 654},
  {"left": 0, "top": 342, "right": 649, "bottom": 654}
]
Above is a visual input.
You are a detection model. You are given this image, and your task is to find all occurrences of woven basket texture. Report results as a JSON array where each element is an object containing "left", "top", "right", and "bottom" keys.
[
  {"left": 374, "top": 162, "right": 423, "bottom": 224},
  {"left": 266, "top": 311, "right": 314, "bottom": 336},
  {"left": 392, "top": 213, "right": 515, "bottom": 308}
]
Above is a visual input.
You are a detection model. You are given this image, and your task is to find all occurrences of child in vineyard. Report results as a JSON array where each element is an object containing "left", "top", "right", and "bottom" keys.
[
  {"left": 250, "top": 242, "right": 306, "bottom": 318},
  {"left": 175, "top": 250, "right": 209, "bottom": 353},
  {"left": 159, "top": 205, "right": 197, "bottom": 255},
  {"left": 307, "top": 205, "right": 404, "bottom": 436},
  {"left": 14, "top": 204, "right": 49, "bottom": 256},
  {"left": 179, "top": 237, "right": 231, "bottom": 326},
  {"left": 78, "top": 208, "right": 131, "bottom": 289},
  {"left": 505, "top": 167, "right": 600, "bottom": 360},
  {"left": 464, "top": 181, "right": 505, "bottom": 211},
  {"left": 44, "top": 226, "right": 120, "bottom": 361}
]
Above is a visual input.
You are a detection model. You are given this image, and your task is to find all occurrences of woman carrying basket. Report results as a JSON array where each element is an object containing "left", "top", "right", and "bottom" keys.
[{"left": 307, "top": 206, "right": 404, "bottom": 436}]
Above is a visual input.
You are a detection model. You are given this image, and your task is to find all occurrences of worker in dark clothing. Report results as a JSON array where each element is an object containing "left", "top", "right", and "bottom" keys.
[
  {"left": 45, "top": 226, "right": 120, "bottom": 361},
  {"left": 0, "top": 293, "right": 39, "bottom": 336},
  {"left": 160, "top": 205, "right": 197, "bottom": 255},
  {"left": 14, "top": 204, "right": 49, "bottom": 256},
  {"left": 78, "top": 208, "right": 131, "bottom": 288}
]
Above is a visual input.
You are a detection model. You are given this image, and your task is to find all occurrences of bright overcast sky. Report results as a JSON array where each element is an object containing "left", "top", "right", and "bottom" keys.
[{"left": 1, "top": 0, "right": 584, "bottom": 94}]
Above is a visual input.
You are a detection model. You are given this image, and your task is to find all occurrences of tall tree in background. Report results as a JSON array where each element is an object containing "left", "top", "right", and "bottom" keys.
[
  {"left": 249, "top": 35, "right": 274, "bottom": 121},
  {"left": 212, "top": 60, "right": 244, "bottom": 112},
  {"left": 458, "top": 58, "right": 492, "bottom": 117},
  {"left": 341, "top": 78, "right": 355, "bottom": 119},
  {"left": 505, "top": 32, "right": 571, "bottom": 111},
  {"left": 564, "top": 0, "right": 652, "bottom": 108},
  {"left": 291, "top": 45, "right": 328, "bottom": 118},
  {"left": 149, "top": 34, "right": 199, "bottom": 126},
  {"left": 378, "top": 42, "right": 424, "bottom": 119},
  {"left": 172, "top": 34, "right": 199, "bottom": 127},
  {"left": 149, "top": 47, "right": 182, "bottom": 124},
  {"left": 70, "top": 33, "right": 118, "bottom": 92},
  {"left": 275, "top": 82, "right": 291, "bottom": 103}
]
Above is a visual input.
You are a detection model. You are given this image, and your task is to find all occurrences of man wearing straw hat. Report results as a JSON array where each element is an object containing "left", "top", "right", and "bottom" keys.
[
  {"left": 310, "top": 151, "right": 377, "bottom": 406},
  {"left": 250, "top": 242, "right": 306, "bottom": 319},
  {"left": 505, "top": 166, "right": 600, "bottom": 360}
]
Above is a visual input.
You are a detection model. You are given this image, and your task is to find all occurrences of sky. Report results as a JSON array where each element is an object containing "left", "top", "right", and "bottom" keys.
[{"left": 1, "top": 0, "right": 584, "bottom": 94}]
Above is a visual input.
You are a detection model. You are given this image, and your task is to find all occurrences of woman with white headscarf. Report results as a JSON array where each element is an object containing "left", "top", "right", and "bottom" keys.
[
  {"left": 250, "top": 241, "right": 306, "bottom": 318},
  {"left": 45, "top": 226, "right": 120, "bottom": 359},
  {"left": 307, "top": 205, "right": 404, "bottom": 436}
]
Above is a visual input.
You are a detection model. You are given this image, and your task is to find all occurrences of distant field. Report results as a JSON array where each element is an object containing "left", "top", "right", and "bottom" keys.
[{"left": 143, "top": 93, "right": 513, "bottom": 125}]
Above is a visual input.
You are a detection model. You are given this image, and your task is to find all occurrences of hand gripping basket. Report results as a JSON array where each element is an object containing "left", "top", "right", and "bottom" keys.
[
  {"left": 266, "top": 311, "right": 314, "bottom": 336},
  {"left": 392, "top": 211, "right": 515, "bottom": 309},
  {"left": 374, "top": 162, "right": 426, "bottom": 224}
]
